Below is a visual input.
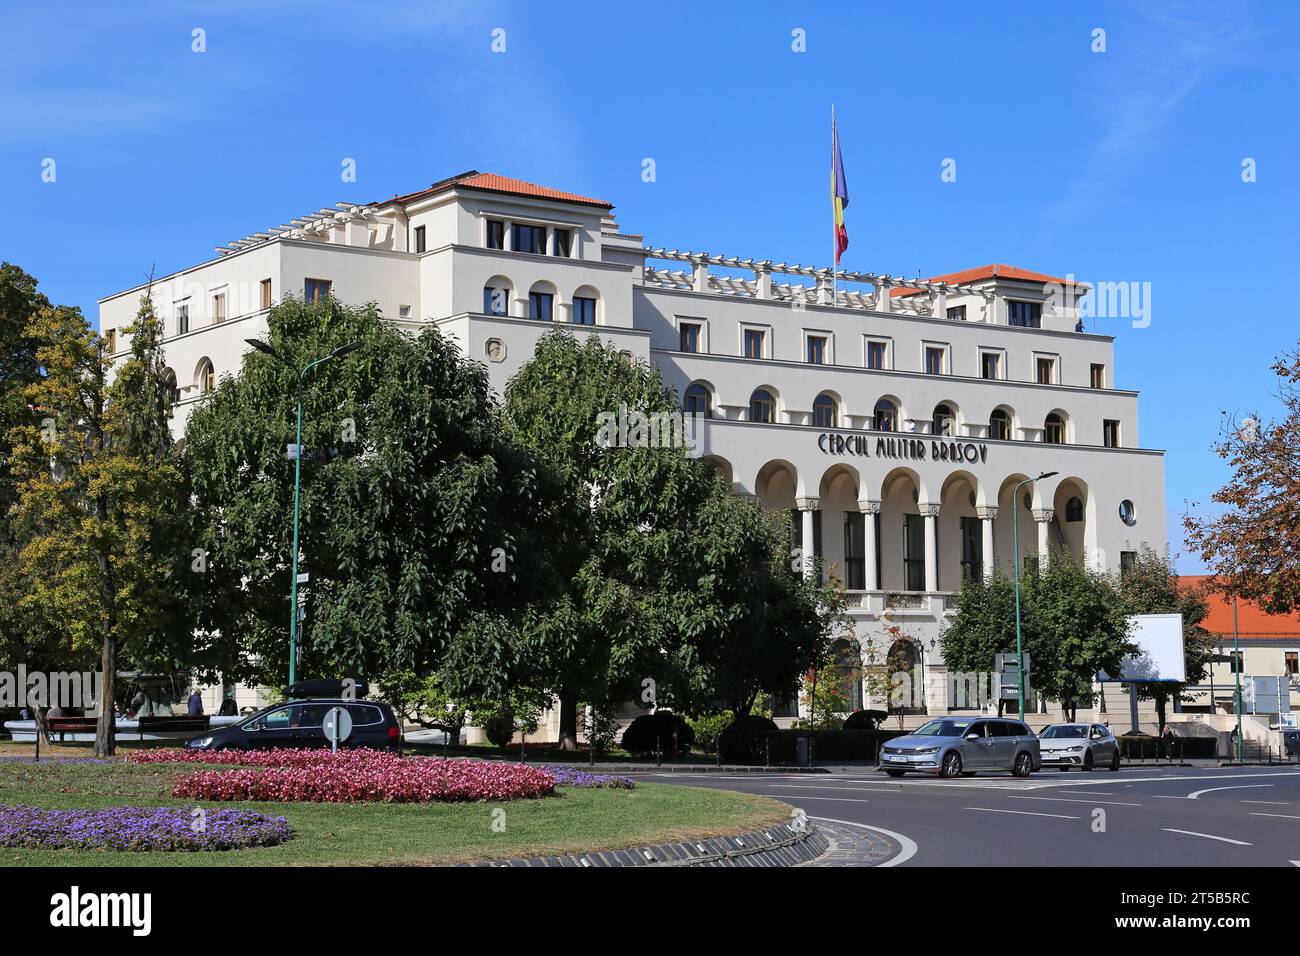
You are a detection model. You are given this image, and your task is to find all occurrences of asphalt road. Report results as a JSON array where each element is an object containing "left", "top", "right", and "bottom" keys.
[{"left": 638, "top": 765, "right": 1300, "bottom": 866}]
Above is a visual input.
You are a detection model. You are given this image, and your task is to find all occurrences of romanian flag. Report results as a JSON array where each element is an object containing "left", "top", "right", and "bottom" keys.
[{"left": 831, "top": 114, "right": 849, "bottom": 264}]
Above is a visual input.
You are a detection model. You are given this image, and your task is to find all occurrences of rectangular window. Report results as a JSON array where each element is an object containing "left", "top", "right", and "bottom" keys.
[
  {"left": 105, "top": 328, "right": 117, "bottom": 352},
  {"left": 679, "top": 322, "right": 701, "bottom": 353},
  {"left": 485, "top": 219, "right": 505, "bottom": 250},
  {"left": 554, "top": 229, "right": 572, "bottom": 257},
  {"left": 806, "top": 335, "right": 827, "bottom": 365},
  {"left": 925, "top": 346, "right": 945, "bottom": 375},
  {"left": 260, "top": 278, "right": 272, "bottom": 310},
  {"left": 513, "top": 223, "right": 547, "bottom": 255},
  {"left": 960, "top": 516, "right": 983, "bottom": 582},
  {"left": 1007, "top": 300, "right": 1042, "bottom": 328},
  {"left": 1090, "top": 363, "right": 1106, "bottom": 389},
  {"left": 573, "top": 296, "right": 596, "bottom": 326},
  {"left": 304, "top": 279, "right": 331, "bottom": 304},
  {"left": 743, "top": 328, "right": 765, "bottom": 359},
  {"left": 1103, "top": 419, "right": 1121, "bottom": 448},
  {"left": 212, "top": 292, "right": 227, "bottom": 323},
  {"left": 903, "top": 514, "right": 926, "bottom": 592},
  {"left": 1036, "top": 357, "right": 1055, "bottom": 384},
  {"left": 866, "top": 340, "right": 887, "bottom": 370},
  {"left": 980, "top": 352, "right": 1001, "bottom": 380},
  {"left": 947, "top": 305, "right": 967, "bottom": 322},
  {"left": 1229, "top": 651, "right": 1245, "bottom": 675},
  {"left": 176, "top": 302, "right": 190, "bottom": 335},
  {"left": 1286, "top": 651, "right": 1298, "bottom": 676},
  {"left": 528, "top": 291, "right": 553, "bottom": 321},
  {"left": 843, "top": 512, "right": 866, "bottom": 590},
  {"left": 414, "top": 225, "right": 426, "bottom": 254},
  {"left": 1120, "top": 551, "right": 1136, "bottom": 577},
  {"left": 483, "top": 286, "right": 507, "bottom": 316}
]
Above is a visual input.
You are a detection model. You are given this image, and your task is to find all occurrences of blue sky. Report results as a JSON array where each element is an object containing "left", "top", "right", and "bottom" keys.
[{"left": 2, "top": 0, "right": 1296, "bottom": 572}]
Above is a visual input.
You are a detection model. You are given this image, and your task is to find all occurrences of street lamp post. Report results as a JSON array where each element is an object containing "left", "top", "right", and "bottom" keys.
[
  {"left": 246, "top": 338, "right": 361, "bottom": 686},
  {"left": 1233, "top": 593, "right": 1243, "bottom": 763},
  {"left": 1011, "top": 471, "right": 1058, "bottom": 721}
]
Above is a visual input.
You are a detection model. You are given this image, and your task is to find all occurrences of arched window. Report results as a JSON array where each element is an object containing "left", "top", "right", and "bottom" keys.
[
  {"left": 989, "top": 408, "right": 1011, "bottom": 440},
  {"left": 749, "top": 389, "right": 775, "bottom": 424},
  {"left": 873, "top": 398, "right": 897, "bottom": 432},
  {"left": 932, "top": 403, "right": 955, "bottom": 437},
  {"left": 1044, "top": 412, "right": 1065, "bottom": 444},
  {"left": 572, "top": 286, "right": 598, "bottom": 325},
  {"left": 813, "top": 393, "right": 838, "bottom": 429},
  {"left": 527, "top": 282, "right": 555, "bottom": 321},
  {"left": 683, "top": 382, "right": 712, "bottom": 419},
  {"left": 482, "top": 284, "right": 509, "bottom": 316},
  {"left": 1065, "top": 496, "right": 1083, "bottom": 522},
  {"left": 197, "top": 359, "right": 215, "bottom": 395},
  {"left": 162, "top": 368, "right": 180, "bottom": 405}
]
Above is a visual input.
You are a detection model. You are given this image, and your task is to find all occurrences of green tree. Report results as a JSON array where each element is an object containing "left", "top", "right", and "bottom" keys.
[
  {"left": 7, "top": 293, "right": 184, "bottom": 755},
  {"left": 939, "top": 573, "right": 1023, "bottom": 716},
  {"left": 1116, "top": 546, "right": 1215, "bottom": 729},
  {"left": 462, "top": 330, "right": 837, "bottom": 748},
  {"left": 181, "top": 298, "right": 536, "bottom": 690}
]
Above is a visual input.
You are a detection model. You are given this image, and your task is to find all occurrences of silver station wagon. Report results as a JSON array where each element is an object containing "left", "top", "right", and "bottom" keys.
[{"left": 879, "top": 717, "right": 1041, "bottom": 778}]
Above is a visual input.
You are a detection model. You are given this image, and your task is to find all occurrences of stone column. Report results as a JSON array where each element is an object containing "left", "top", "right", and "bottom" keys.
[
  {"left": 860, "top": 499, "right": 881, "bottom": 590},
  {"left": 556, "top": 301, "right": 572, "bottom": 324},
  {"left": 511, "top": 295, "right": 528, "bottom": 319},
  {"left": 692, "top": 259, "right": 709, "bottom": 293},
  {"left": 977, "top": 506, "right": 998, "bottom": 580},
  {"left": 755, "top": 264, "right": 772, "bottom": 300},
  {"left": 502, "top": 220, "right": 514, "bottom": 251},
  {"left": 876, "top": 277, "right": 893, "bottom": 313},
  {"left": 796, "top": 497, "right": 820, "bottom": 580},
  {"left": 920, "top": 503, "right": 940, "bottom": 593},
  {"left": 1033, "top": 509, "right": 1055, "bottom": 567}
]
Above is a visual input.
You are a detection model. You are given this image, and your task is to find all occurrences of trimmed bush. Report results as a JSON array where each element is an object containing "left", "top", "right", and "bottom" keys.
[
  {"left": 686, "top": 712, "right": 734, "bottom": 755},
  {"left": 718, "top": 715, "right": 779, "bottom": 764},
  {"left": 620, "top": 712, "right": 694, "bottom": 757},
  {"left": 482, "top": 712, "right": 516, "bottom": 748},
  {"left": 841, "top": 709, "right": 888, "bottom": 731}
]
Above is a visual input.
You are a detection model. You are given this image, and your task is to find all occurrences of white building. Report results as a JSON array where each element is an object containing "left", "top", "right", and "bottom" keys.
[{"left": 100, "top": 170, "right": 1166, "bottom": 721}]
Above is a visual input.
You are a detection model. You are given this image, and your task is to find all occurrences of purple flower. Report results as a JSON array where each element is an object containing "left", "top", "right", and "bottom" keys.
[
  {"left": 542, "top": 766, "right": 635, "bottom": 790},
  {"left": 0, "top": 804, "right": 293, "bottom": 852}
]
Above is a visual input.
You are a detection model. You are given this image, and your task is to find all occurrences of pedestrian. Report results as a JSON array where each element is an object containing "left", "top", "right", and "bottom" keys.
[
  {"left": 1159, "top": 724, "right": 1174, "bottom": 759},
  {"left": 187, "top": 687, "right": 204, "bottom": 717},
  {"left": 217, "top": 691, "right": 238, "bottom": 717}
]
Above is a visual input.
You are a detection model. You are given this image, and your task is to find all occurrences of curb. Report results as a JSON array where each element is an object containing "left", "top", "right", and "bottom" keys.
[{"left": 465, "top": 820, "right": 829, "bottom": 867}]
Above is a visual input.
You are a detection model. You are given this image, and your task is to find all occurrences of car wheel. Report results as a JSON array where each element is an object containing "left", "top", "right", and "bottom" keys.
[
  {"left": 885, "top": 769, "right": 906, "bottom": 777},
  {"left": 940, "top": 751, "right": 963, "bottom": 778},
  {"left": 1083, "top": 751, "right": 1094, "bottom": 772},
  {"left": 1012, "top": 751, "right": 1033, "bottom": 777},
  {"left": 1110, "top": 749, "right": 1121, "bottom": 771}
]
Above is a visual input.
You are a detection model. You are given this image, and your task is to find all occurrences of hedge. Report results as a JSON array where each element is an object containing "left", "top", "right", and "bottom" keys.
[
  {"left": 725, "top": 727, "right": 911, "bottom": 765},
  {"left": 1118, "top": 734, "right": 1218, "bottom": 760}
]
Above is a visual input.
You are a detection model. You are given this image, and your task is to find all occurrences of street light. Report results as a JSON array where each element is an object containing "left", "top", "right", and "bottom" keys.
[
  {"left": 1232, "top": 593, "right": 1243, "bottom": 763},
  {"left": 1012, "top": 470, "right": 1058, "bottom": 721},
  {"left": 245, "top": 337, "right": 362, "bottom": 686}
]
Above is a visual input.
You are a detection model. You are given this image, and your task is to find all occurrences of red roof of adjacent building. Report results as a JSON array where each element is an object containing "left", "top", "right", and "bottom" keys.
[
  {"left": 380, "top": 170, "right": 612, "bottom": 209},
  {"left": 891, "top": 263, "right": 1082, "bottom": 297},
  {"left": 1178, "top": 575, "right": 1300, "bottom": 639}
]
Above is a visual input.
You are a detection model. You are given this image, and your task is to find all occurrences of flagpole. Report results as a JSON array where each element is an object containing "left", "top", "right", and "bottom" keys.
[{"left": 831, "top": 104, "right": 837, "bottom": 308}]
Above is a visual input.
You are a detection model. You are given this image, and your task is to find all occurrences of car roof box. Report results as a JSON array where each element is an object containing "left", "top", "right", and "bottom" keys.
[{"left": 283, "top": 678, "right": 368, "bottom": 699}]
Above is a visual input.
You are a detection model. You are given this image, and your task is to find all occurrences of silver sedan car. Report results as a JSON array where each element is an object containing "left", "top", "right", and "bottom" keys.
[
  {"left": 879, "top": 717, "right": 1040, "bottom": 778},
  {"left": 1038, "top": 722, "right": 1121, "bottom": 771}
]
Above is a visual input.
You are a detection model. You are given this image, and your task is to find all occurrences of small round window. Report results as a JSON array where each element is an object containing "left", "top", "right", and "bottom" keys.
[{"left": 1118, "top": 499, "right": 1137, "bottom": 526}]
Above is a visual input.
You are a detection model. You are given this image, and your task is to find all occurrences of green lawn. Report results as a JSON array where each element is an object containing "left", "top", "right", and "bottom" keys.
[{"left": 0, "top": 756, "right": 790, "bottom": 866}]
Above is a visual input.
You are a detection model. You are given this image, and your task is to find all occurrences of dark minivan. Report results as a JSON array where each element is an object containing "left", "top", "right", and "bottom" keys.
[{"left": 184, "top": 699, "right": 402, "bottom": 751}]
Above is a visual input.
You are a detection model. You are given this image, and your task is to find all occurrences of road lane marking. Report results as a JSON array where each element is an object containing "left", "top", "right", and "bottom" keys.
[
  {"left": 1242, "top": 800, "right": 1289, "bottom": 806},
  {"left": 1186, "top": 784, "right": 1273, "bottom": 800},
  {"left": 1003, "top": 795, "right": 1142, "bottom": 807},
  {"left": 775, "top": 794, "right": 873, "bottom": 803},
  {"left": 809, "top": 817, "right": 918, "bottom": 867},
  {"left": 966, "top": 807, "right": 1080, "bottom": 819},
  {"left": 1058, "top": 790, "right": 1116, "bottom": 796},
  {"left": 1161, "top": 828, "right": 1252, "bottom": 846},
  {"left": 762, "top": 784, "right": 902, "bottom": 793},
  {"left": 1249, "top": 812, "right": 1300, "bottom": 820}
]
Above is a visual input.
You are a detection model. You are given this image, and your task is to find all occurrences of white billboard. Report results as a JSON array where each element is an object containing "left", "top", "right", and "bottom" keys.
[{"left": 1097, "top": 613, "right": 1187, "bottom": 683}]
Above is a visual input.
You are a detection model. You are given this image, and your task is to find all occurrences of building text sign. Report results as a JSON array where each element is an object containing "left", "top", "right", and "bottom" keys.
[{"left": 817, "top": 433, "right": 989, "bottom": 464}]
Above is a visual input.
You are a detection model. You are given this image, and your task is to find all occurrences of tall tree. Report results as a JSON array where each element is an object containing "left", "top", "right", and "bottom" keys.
[
  {"left": 462, "top": 330, "right": 837, "bottom": 748},
  {"left": 1185, "top": 346, "right": 1300, "bottom": 614},
  {"left": 1116, "top": 546, "right": 1215, "bottom": 729},
  {"left": 181, "top": 298, "right": 536, "bottom": 690},
  {"left": 7, "top": 293, "right": 184, "bottom": 755}
]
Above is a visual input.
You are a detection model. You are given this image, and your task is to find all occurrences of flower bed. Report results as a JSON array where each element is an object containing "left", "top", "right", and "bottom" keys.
[
  {"left": 148, "top": 749, "right": 557, "bottom": 803},
  {"left": 0, "top": 804, "right": 292, "bottom": 851},
  {"left": 543, "top": 766, "right": 636, "bottom": 790}
]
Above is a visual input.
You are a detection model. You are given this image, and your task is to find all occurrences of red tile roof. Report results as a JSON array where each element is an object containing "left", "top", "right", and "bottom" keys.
[
  {"left": 1178, "top": 576, "right": 1300, "bottom": 639},
  {"left": 380, "top": 170, "right": 612, "bottom": 209},
  {"left": 891, "top": 263, "right": 1082, "bottom": 297}
]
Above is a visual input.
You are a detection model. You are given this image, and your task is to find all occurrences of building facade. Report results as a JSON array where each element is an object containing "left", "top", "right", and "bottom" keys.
[{"left": 100, "top": 170, "right": 1167, "bottom": 720}]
